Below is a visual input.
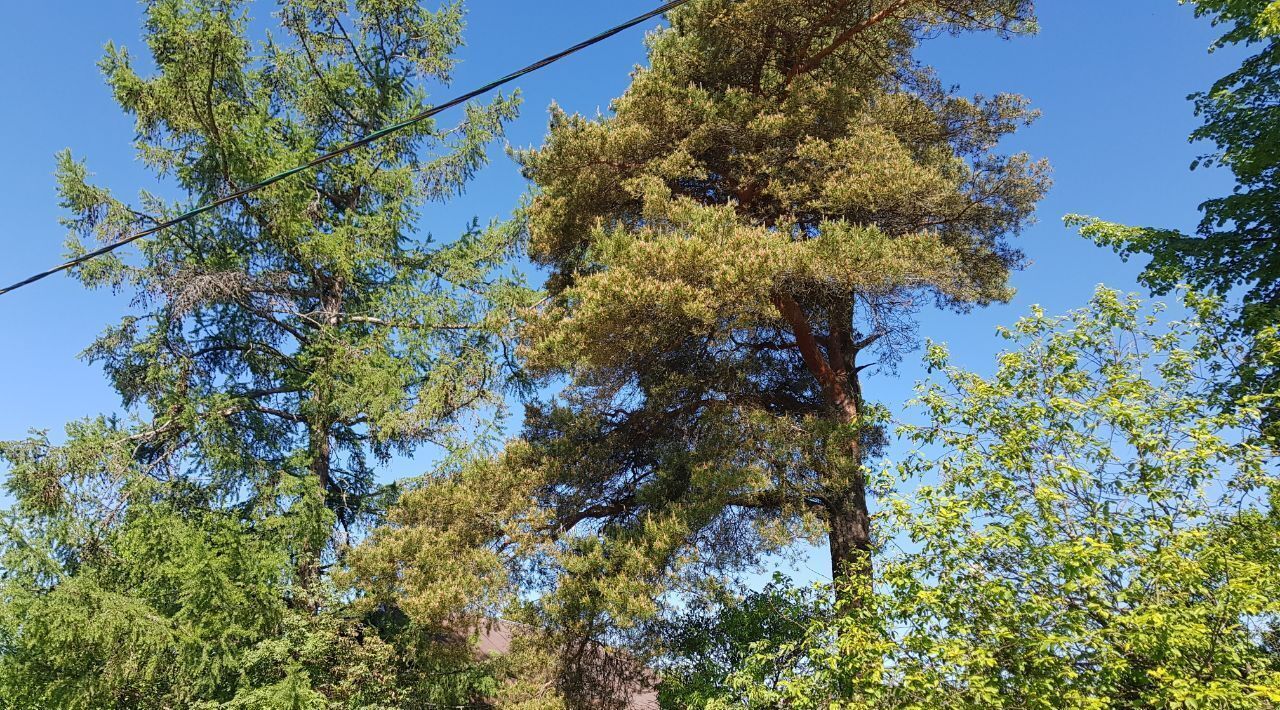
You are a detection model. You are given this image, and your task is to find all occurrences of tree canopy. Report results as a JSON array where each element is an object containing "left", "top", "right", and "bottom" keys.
[
  {"left": 0, "top": 0, "right": 528, "bottom": 705},
  {"left": 362, "top": 0, "right": 1048, "bottom": 702},
  {"left": 3, "top": 1, "right": 1279, "bottom": 708},
  {"left": 664, "top": 289, "right": 1280, "bottom": 708}
]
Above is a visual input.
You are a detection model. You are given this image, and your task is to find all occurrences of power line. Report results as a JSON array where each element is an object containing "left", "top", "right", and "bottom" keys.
[{"left": 0, "top": 0, "right": 692, "bottom": 298}]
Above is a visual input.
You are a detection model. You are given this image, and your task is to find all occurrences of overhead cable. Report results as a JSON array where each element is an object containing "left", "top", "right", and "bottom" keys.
[{"left": 0, "top": 0, "right": 691, "bottom": 297}]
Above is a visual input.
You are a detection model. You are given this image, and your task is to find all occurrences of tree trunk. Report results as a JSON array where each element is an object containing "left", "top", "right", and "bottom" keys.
[
  {"left": 772, "top": 293, "right": 873, "bottom": 602},
  {"left": 309, "top": 421, "right": 332, "bottom": 499},
  {"left": 827, "top": 475, "right": 872, "bottom": 606},
  {"left": 298, "top": 417, "right": 331, "bottom": 598},
  {"left": 298, "top": 275, "right": 343, "bottom": 595}
]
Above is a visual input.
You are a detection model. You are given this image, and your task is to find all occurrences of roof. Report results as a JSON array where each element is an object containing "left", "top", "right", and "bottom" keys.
[{"left": 473, "top": 619, "right": 660, "bottom": 709}]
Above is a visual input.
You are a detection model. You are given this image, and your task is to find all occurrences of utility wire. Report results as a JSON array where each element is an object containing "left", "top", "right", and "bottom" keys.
[{"left": 0, "top": 0, "right": 691, "bottom": 297}]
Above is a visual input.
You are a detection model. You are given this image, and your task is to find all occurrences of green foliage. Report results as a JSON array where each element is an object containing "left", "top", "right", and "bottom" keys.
[
  {"left": 672, "top": 289, "right": 1280, "bottom": 708},
  {"left": 659, "top": 577, "right": 823, "bottom": 707},
  {"left": 515, "top": 0, "right": 1047, "bottom": 593},
  {"left": 1073, "top": 0, "right": 1280, "bottom": 433},
  {"left": 0, "top": 0, "right": 529, "bottom": 705},
  {"left": 0, "top": 495, "right": 285, "bottom": 706},
  {"left": 366, "top": 1, "right": 1047, "bottom": 702}
]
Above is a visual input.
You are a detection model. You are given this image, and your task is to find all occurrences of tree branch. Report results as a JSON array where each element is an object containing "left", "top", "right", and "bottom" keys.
[
  {"left": 783, "top": 0, "right": 911, "bottom": 89},
  {"left": 772, "top": 293, "right": 854, "bottom": 417}
]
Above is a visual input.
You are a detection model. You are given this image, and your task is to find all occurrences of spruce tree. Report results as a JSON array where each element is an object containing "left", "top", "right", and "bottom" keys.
[{"left": 0, "top": 0, "right": 524, "bottom": 705}]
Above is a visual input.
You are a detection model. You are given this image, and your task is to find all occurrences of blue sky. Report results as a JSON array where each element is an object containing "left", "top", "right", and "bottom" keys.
[{"left": 0, "top": 1, "right": 1246, "bottom": 581}]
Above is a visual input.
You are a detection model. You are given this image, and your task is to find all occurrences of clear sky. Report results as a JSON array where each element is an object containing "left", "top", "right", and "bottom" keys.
[{"left": 0, "top": 1, "right": 1246, "bottom": 581}]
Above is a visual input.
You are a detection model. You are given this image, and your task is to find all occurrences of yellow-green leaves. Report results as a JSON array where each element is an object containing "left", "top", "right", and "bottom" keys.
[
  {"left": 701, "top": 289, "right": 1280, "bottom": 707},
  {"left": 1075, "top": 0, "right": 1280, "bottom": 438},
  {"left": 665, "top": 290, "right": 1274, "bottom": 710}
]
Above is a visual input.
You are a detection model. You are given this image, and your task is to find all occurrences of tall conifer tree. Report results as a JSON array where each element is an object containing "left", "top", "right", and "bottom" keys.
[
  {"left": 366, "top": 0, "right": 1048, "bottom": 699},
  {"left": 514, "top": 0, "right": 1046, "bottom": 604},
  {"left": 0, "top": 0, "right": 525, "bottom": 705}
]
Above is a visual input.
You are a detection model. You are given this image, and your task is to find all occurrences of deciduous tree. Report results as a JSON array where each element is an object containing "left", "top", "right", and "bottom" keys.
[
  {"left": 670, "top": 289, "right": 1280, "bottom": 708},
  {"left": 1075, "top": 0, "right": 1280, "bottom": 434}
]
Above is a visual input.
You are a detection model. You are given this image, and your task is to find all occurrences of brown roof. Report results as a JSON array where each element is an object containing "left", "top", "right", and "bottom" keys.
[{"left": 474, "top": 620, "right": 659, "bottom": 710}]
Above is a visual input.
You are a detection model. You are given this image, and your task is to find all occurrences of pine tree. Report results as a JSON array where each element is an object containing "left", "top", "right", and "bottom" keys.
[
  {"left": 510, "top": 0, "right": 1046, "bottom": 612},
  {"left": 0, "top": 0, "right": 525, "bottom": 705},
  {"left": 364, "top": 1, "right": 1048, "bottom": 700}
]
